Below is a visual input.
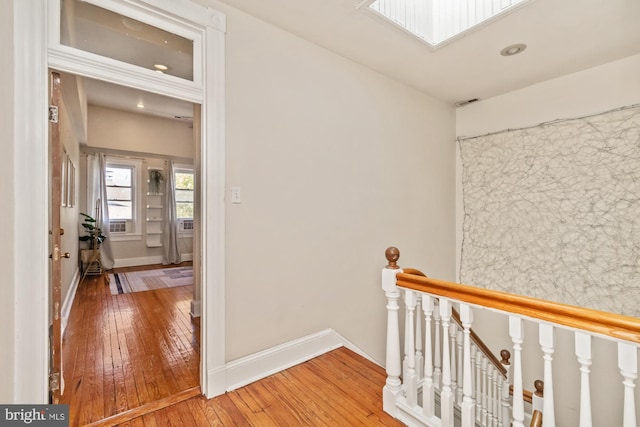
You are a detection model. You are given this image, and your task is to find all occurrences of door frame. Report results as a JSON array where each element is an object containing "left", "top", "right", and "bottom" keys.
[{"left": 11, "top": 0, "right": 227, "bottom": 401}]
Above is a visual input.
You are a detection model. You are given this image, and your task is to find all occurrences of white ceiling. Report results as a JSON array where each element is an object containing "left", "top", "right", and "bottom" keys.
[
  {"left": 84, "top": 77, "right": 195, "bottom": 121},
  {"left": 83, "top": 0, "right": 640, "bottom": 117},
  {"left": 215, "top": 0, "right": 640, "bottom": 105}
]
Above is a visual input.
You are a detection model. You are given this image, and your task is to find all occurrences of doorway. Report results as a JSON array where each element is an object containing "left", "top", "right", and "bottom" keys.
[
  {"left": 54, "top": 71, "right": 203, "bottom": 422},
  {"left": 8, "top": 0, "right": 226, "bottom": 404}
]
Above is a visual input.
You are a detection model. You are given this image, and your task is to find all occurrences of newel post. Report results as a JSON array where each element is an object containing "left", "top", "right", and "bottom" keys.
[{"left": 382, "top": 247, "right": 403, "bottom": 416}]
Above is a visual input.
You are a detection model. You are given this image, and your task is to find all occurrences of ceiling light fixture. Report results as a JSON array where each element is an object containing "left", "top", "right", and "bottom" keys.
[
  {"left": 500, "top": 43, "right": 527, "bottom": 56},
  {"left": 154, "top": 64, "right": 169, "bottom": 71},
  {"left": 137, "top": 102, "right": 145, "bottom": 109}
]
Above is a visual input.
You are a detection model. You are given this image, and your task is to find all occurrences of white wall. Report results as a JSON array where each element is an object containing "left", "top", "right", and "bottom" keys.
[
  {"left": 201, "top": 0, "right": 457, "bottom": 363},
  {"left": 0, "top": 0, "right": 16, "bottom": 403},
  {"left": 455, "top": 53, "right": 640, "bottom": 426},
  {"left": 59, "top": 90, "right": 81, "bottom": 306},
  {"left": 456, "top": 53, "right": 640, "bottom": 138}
]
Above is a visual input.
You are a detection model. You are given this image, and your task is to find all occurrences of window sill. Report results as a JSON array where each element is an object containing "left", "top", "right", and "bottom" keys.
[{"left": 110, "top": 234, "right": 143, "bottom": 242}]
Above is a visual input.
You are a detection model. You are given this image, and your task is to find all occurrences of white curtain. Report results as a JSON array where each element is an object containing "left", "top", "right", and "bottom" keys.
[
  {"left": 86, "top": 153, "right": 115, "bottom": 269},
  {"left": 163, "top": 161, "right": 181, "bottom": 264}
]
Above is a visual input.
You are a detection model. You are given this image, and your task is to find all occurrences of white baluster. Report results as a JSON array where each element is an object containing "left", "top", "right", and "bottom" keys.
[
  {"left": 497, "top": 372, "right": 505, "bottom": 427},
  {"left": 574, "top": 332, "right": 592, "bottom": 427},
  {"left": 422, "top": 295, "right": 435, "bottom": 418},
  {"left": 405, "top": 290, "right": 418, "bottom": 407},
  {"left": 539, "top": 323, "right": 556, "bottom": 426},
  {"left": 450, "top": 322, "right": 458, "bottom": 403},
  {"left": 481, "top": 357, "right": 488, "bottom": 425},
  {"left": 415, "top": 295, "right": 424, "bottom": 380},
  {"left": 434, "top": 301, "right": 442, "bottom": 389},
  {"left": 457, "top": 329, "right": 464, "bottom": 404},
  {"left": 470, "top": 343, "right": 477, "bottom": 408},
  {"left": 460, "top": 304, "right": 475, "bottom": 427},
  {"left": 618, "top": 342, "right": 638, "bottom": 427},
  {"left": 491, "top": 365, "right": 499, "bottom": 427},
  {"left": 500, "top": 350, "right": 512, "bottom": 427},
  {"left": 440, "top": 299, "right": 454, "bottom": 427},
  {"left": 381, "top": 250, "right": 402, "bottom": 416},
  {"left": 509, "top": 316, "right": 525, "bottom": 427},
  {"left": 487, "top": 366, "right": 495, "bottom": 426},
  {"left": 403, "top": 301, "right": 409, "bottom": 381},
  {"left": 476, "top": 348, "right": 483, "bottom": 423}
]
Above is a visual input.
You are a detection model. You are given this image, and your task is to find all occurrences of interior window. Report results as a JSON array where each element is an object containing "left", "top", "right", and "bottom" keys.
[
  {"left": 60, "top": 0, "right": 195, "bottom": 81},
  {"left": 105, "top": 159, "right": 140, "bottom": 234},
  {"left": 174, "top": 167, "right": 194, "bottom": 233}
]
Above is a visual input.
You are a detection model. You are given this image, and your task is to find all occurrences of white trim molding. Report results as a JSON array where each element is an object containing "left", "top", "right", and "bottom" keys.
[
  {"left": 12, "top": 0, "right": 50, "bottom": 403},
  {"left": 61, "top": 268, "right": 81, "bottom": 335},
  {"left": 222, "top": 329, "right": 378, "bottom": 393},
  {"left": 12, "top": 0, "right": 226, "bottom": 402},
  {"left": 190, "top": 299, "right": 201, "bottom": 318}
]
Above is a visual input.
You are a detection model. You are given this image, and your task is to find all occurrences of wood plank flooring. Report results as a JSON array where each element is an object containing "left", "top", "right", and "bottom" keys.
[
  {"left": 112, "top": 347, "right": 405, "bottom": 426},
  {"left": 62, "top": 263, "right": 404, "bottom": 426},
  {"left": 61, "top": 263, "right": 199, "bottom": 426}
]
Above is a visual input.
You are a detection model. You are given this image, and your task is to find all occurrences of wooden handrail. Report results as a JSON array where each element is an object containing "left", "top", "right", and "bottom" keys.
[
  {"left": 395, "top": 270, "right": 640, "bottom": 344},
  {"left": 509, "top": 383, "right": 537, "bottom": 404},
  {"left": 402, "top": 268, "right": 508, "bottom": 377}
]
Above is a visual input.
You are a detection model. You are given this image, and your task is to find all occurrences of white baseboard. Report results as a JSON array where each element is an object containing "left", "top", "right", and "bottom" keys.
[
  {"left": 61, "top": 267, "right": 81, "bottom": 335},
  {"left": 211, "top": 329, "right": 375, "bottom": 395},
  {"left": 113, "top": 254, "right": 193, "bottom": 268},
  {"left": 190, "top": 299, "right": 201, "bottom": 318},
  {"left": 113, "top": 255, "right": 164, "bottom": 268}
]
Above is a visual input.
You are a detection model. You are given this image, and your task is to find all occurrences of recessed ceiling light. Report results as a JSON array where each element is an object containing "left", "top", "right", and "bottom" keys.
[
  {"left": 137, "top": 102, "right": 145, "bottom": 109},
  {"left": 154, "top": 64, "right": 169, "bottom": 71},
  {"left": 500, "top": 43, "right": 527, "bottom": 56}
]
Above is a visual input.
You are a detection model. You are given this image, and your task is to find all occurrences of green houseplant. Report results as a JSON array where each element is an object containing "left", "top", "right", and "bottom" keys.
[{"left": 79, "top": 213, "right": 106, "bottom": 249}]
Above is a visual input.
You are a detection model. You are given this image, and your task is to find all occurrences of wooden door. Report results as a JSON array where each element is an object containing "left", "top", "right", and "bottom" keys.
[{"left": 49, "top": 71, "right": 66, "bottom": 403}]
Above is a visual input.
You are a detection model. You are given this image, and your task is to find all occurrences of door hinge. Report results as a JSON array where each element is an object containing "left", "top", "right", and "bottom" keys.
[
  {"left": 49, "top": 106, "right": 59, "bottom": 123},
  {"left": 49, "top": 372, "right": 60, "bottom": 392}
]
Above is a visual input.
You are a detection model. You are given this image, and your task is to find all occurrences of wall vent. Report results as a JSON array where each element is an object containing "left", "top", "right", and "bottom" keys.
[{"left": 455, "top": 98, "right": 479, "bottom": 107}]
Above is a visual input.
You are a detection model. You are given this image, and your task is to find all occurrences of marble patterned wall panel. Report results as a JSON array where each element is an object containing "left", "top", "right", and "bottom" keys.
[{"left": 459, "top": 106, "right": 640, "bottom": 317}]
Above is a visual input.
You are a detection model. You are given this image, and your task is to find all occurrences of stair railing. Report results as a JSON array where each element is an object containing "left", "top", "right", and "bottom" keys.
[{"left": 382, "top": 247, "right": 640, "bottom": 427}]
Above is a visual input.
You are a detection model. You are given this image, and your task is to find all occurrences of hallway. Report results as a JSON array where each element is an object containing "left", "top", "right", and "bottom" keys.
[{"left": 61, "top": 263, "right": 199, "bottom": 426}]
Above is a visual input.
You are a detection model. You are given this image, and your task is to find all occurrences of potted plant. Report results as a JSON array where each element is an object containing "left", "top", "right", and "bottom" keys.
[
  {"left": 148, "top": 169, "right": 164, "bottom": 195},
  {"left": 79, "top": 213, "right": 106, "bottom": 249}
]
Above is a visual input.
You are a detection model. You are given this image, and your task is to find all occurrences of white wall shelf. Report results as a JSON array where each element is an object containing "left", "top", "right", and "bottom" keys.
[{"left": 145, "top": 169, "right": 165, "bottom": 248}]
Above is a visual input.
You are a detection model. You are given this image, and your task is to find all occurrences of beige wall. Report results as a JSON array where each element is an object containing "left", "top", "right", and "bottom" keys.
[
  {"left": 59, "top": 91, "right": 81, "bottom": 305},
  {"left": 455, "top": 53, "right": 640, "bottom": 426},
  {"left": 200, "top": 0, "right": 457, "bottom": 363},
  {"left": 87, "top": 105, "right": 194, "bottom": 159},
  {"left": 0, "top": 0, "right": 16, "bottom": 403}
]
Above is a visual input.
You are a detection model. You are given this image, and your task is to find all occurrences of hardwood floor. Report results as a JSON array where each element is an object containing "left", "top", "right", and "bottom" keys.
[
  {"left": 61, "top": 263, "right": 199, "bottom": 426},
  {"left": 96, "top": 347, "right": 405, "bottom": 427},
  {"left": 62, "top": 263, "right": 403, "bottom": 426}
]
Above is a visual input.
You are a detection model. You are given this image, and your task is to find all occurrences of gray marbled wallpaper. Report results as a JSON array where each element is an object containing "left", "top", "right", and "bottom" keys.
[{"left": 459, "top": 106, "right": 640, "bottom": 317}]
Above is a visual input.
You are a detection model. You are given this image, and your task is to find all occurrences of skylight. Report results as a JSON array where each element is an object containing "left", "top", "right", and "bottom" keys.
[{"left": 368, "top": 0, "right": 530, "bottom": 47}]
